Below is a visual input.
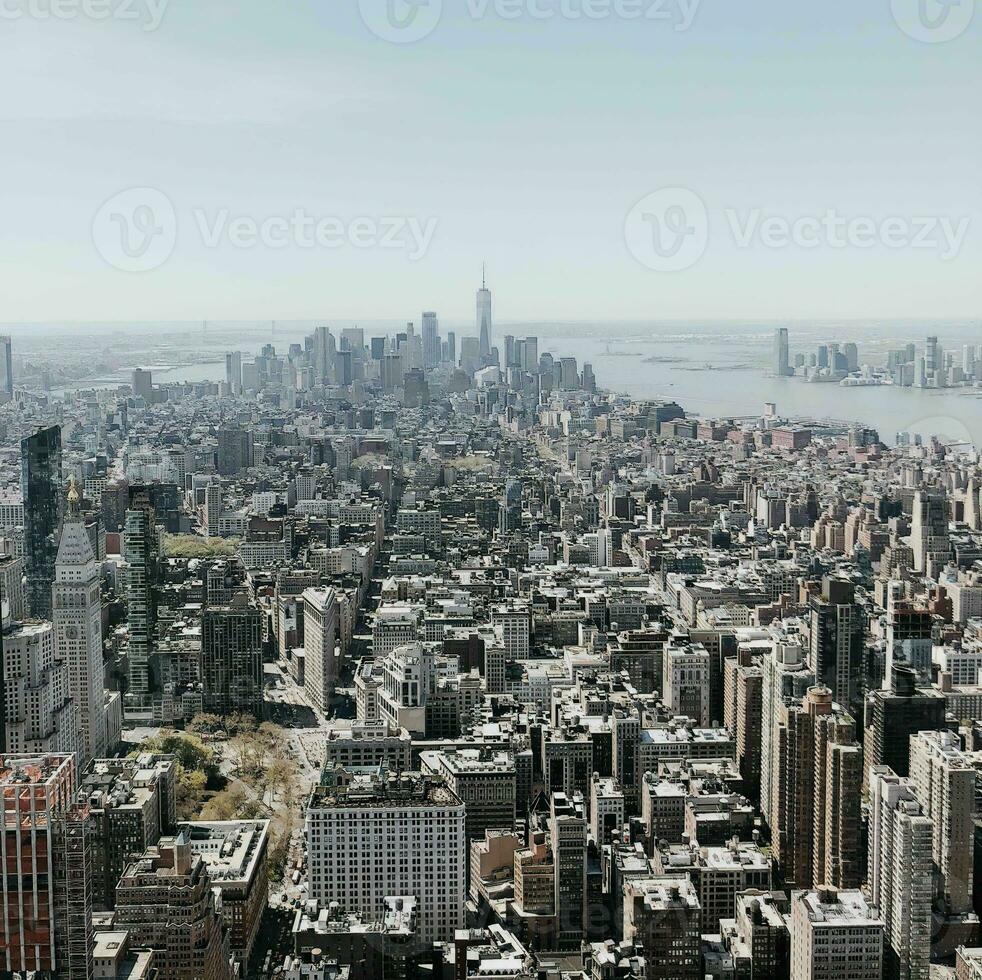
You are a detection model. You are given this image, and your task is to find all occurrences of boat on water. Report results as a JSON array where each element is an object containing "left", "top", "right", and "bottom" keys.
[{"left": 840, "top": 376, "right": 892, "bottom": 388}]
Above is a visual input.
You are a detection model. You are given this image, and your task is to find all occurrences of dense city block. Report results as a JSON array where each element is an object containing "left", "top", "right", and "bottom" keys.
[{"left": 2, "top": 309, "right": 982, "bottom": 980}]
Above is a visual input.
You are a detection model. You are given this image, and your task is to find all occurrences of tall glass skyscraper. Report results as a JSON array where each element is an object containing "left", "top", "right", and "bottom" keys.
[
  {"left": 421, "top": 311, "right": 440, "bottom": 368},
  {"left": 21, "top": 425, "right": 63, "bottom": 619},
  {"left": 0, "top": 335, "right": 12, "bottom": 401},
  {"left": 477, "top": 268, "right": 492, "bottom": 361},
  {"left": 225, "top": 350, "right": 242, "bottom": 394},
  {"left": 774, "top": 327, "right": 791, "bottom": 377},
  {"left": 925, "top": 335, "right": 943, "bottom": 385}
]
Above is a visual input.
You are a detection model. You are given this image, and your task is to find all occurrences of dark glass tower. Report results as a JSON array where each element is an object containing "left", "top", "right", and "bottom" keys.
[
  {"left": 809, "top": 576, "right": 863, "bottom": 715},
  {"left": 124, "top": 488, "right": 160, "bottom": 703},
  {"left": 499, "top": 478, "right": 523, "bottom": 535},
  {"left": 21, "top": 424, "right": 63, "bottom": 619}
]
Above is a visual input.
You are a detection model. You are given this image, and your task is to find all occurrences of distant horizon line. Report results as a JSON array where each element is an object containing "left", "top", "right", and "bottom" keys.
[{"left": 0, "top": 316, "right": 978, "bottom": 331}]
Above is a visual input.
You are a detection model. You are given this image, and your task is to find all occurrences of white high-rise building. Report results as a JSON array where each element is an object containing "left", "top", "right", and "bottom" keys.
[
  {"left": 372, "top": 606, "right": 419, "bottom": 658},
  {"left": 908, "top": 729, "right": 976, "bottom": 915},
  {"left": 790, "top": 888, "right": 884, "bottom": 980},
  {"left": 910, "top": 490, "right": 949, "bottom": 576},
  {"left": 760, "top": 633, "right": 813, "bottom": 833},
  {"left": 3, "top": 622, "right": 78, "bottom": 754},
  {"left": 302, "top": 587, "right": 339, "bottom": 712},
  {"left": 868, "top": 767, "right": 933, "bottom": 980},
  {"left": 305, "top": 768, "right": 465, "bottom": 943},
  {"left": 491, "top": 604, "right": 530, "bottom": 659},
  {"left": 662, "top": 640, "right": 711, "bottom": 726},
  {"left": 203, "top": 480, "right": 222, "bottom": 539},
  {"left": 0, "top": 554, "right": 25, "bottom": 623},
  {"left": 583, "top": 528, "right": 613, "bottom": 568},
  {"left": 377, "top": 643, "right": 435, "bottom": 737},
  {"left": 946, "top": 579, "right": 982, "bottom": 625},
  {"left": 295, "top": 471, "right": 316, "bottom": 502},
  {"left": 935, "top": 645, "right": 982, "bottom": 686},
  {"left": 52, "top": 480, "right": 107, "bottom": 768}
]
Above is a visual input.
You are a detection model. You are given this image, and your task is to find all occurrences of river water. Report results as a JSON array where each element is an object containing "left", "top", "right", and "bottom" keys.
[{"left": 45, "top": 319, "right": 982, "bottom": 447}]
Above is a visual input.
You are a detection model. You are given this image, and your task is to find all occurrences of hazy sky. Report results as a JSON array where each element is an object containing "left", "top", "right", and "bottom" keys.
[{"left": 2, "top": 0, "right": 979, "bottom": 324}]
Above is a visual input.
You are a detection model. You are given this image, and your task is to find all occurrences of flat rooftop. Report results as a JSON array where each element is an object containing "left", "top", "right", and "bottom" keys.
[
  {"left": 180, "top": 820, "right": 270, "bottom": 884},
  {"left": 0, "top": 754, "right": 74, "bottom": 787},
  {"left": 421, "top": 749, "right": 515, "bottom": 776},
  {"left": 309, "top": 770, "right": 462, "bottom": 810},
  {"left": 628, "top": 876, "right": 700, "bottom": 911},
  {"left": 798, "top": 889, "right": 883, "bottom": 929},
  {"left": 641, "top": 727, "right": 733, "bottom": 745}
]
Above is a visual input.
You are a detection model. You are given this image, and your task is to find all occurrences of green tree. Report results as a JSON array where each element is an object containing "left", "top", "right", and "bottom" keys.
[
  {"left": 187, "top": 711, "right": 257, "bottom": 738},
  {"left": 174, "top": 767, "right": 208, "bottom": 821},
  {"left": 224, "top": 712, "right": 258, "bottom": 736},
  {"left": 266, "top": 813, "right": 297, "bottom": 884},
  {"left": 229, "top": 722, "right": 286, "bottom": 783},
  {"left": 163, "top": 535, "right": 239, "bottom": 558},
  {"left": 199, "top": 782, "right": 267, "bottom": 821},
  {"left": 262, "top": 750, "right": 298, "bottom": 808},
  {"left": 138, "top": 729, "right": 219, "bottom": 779},
  {"left": 133, "top": 730, "right": 223, "bottom": 820},
  {"left": 186, "top": 713, "right": 225, "bottom": 737}
]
